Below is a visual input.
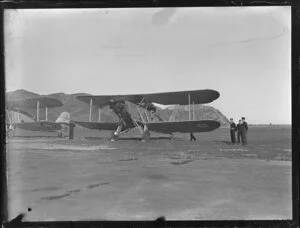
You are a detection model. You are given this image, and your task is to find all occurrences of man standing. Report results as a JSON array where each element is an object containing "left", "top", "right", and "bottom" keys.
[
  {"left": 240, "top": 117, "right": 248, "bottom": 145},
  {"left": 190, "top": 132, "right": 196, "bottom": 141},
  {"left": 236, "top": 119, "right": 242, "bottom": 143},
  {"left": 229, "top": 118, "right": 236, "bottom": 144}
]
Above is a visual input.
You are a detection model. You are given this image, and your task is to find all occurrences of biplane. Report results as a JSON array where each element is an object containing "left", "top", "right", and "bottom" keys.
[
  {"left": 6, "top": 97, "right": 71, "bottom": 137},
  {"left": 76, "top": 89, "right": 221, "bottom": 141}
]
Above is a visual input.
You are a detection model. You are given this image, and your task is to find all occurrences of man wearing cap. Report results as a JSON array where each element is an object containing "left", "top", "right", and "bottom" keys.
[
  {"left": 240, "top": 117, "right": 248, "bottom": 145},
  {"left": 229, "top": 118, "right": 237, "bottom": 144}
]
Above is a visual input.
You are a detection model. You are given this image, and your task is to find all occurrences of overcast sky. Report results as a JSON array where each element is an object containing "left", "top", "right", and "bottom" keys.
[{"left": 4, "top": 7, "right": 291, "bottom": 124}]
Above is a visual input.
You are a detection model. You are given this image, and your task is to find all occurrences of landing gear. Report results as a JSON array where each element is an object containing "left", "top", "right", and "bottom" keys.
[
  {"left": 7, "top": 124, "right": 16, "bottom": 137},
  {"left": 141, "top": 125, "right": 150, "bottom": 142},
  {"left": 110, "top": 131, "right": 119, "bottom": 141},
  {"left": 7, "top": 128, "right": 14, "bottom": 137},
  {"left": 141, "top": 129, "right": 150, "bottom": 142},
  {"left": 109, "top": 98, "right": 136, "bottom": 142},
  {"left": 110, "top": 125, "right": 122, "bottom": 141}
]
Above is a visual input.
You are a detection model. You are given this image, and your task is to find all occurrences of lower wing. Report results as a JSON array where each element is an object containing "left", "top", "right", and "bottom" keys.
[
  {"left": 142, "top": 120, "right": 220, "bottom": 134},
  {"left": 75, "top": 121, "right": 118, "bottom": 130},
  {"left": 11, "top": 122, "right": 63, "bottom": 132}
]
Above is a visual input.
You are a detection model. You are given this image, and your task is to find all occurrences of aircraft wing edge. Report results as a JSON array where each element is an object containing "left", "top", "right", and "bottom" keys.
[
  {"left": 75, "top": 121, "right": 118, "bottom": 130},
  {"left": 140, "top": 120, "right": 221, "bottom": 134}
]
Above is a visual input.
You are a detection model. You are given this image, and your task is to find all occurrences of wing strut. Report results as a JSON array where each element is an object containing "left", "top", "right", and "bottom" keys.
[
  {"left": 36, "top": 100, "right": 40, "bottom": 122},
  {"left": 137, "top": 107, "right": 145, "bottom": 123},
  {"left": 144, "top": 110, "right": 150, "bottom": 123},
  {"left": 188, "top": 93, "right": 191, "bottom": 120},
  {"left": 132, "top": 118, "right": 144, "bottom": 134},
  {"left": 6, "top": 110, "right": 12, "bottom": 124},
  {"left": 98, "top": 108, "right": 101, "bottom": 123},
  {"left": 17, "top": 109, "right": 20, "bottom": 123},
  {"left": 193, "top": 102, "right": 195, "bottom": 120},
  {"left": 89, "top": 98, "right": 93, "bottom": 122},
  {"left": 45, "top": 106, "right": 48, "bottom": 121}
]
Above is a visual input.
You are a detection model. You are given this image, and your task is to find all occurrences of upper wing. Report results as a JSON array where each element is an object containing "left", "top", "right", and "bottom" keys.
[
  {"left": 139, "top": 90, "right": 220, "bottom": 105},
  {"left": 141, "top": 120, "right": 220, "bottom": 134},
  {"left": 7, "top": 97, "right": 63, "bottom": 109},
  {"left": 12, "top": 122, "right": 63, "bottom": 132},
  {"left": 75, "top": 121, "right": 118, "bottom": 130},
  {"left": 76, "top": 89, "right": 219, "bottom": 107}
]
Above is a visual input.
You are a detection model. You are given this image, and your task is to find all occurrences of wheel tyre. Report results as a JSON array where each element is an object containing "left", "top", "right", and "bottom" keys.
[
  {"left": 110, "top": 131, "right": 119, "bottom": 141},
  {"left": 142, "top": 130, "right": 150, "bottom": 142}
]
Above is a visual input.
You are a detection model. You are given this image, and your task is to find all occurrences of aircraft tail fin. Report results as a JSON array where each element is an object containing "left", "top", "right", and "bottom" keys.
[{"left": 55, "top": 112, "right": 70, "bottom": 123}]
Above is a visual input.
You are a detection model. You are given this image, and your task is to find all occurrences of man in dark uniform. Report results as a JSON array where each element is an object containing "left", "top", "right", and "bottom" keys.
[
  {"left": 229, "top": 118, "right": 236, "bottom": 144},
  {"left": 190, "top": 132, "right": 196, "bottom": 141},
  {"left": 240, "top": 117, "right": 248, "bottom": 145},
  {"left": 236, "top": 119, "right": 242, "bottom": 143}
]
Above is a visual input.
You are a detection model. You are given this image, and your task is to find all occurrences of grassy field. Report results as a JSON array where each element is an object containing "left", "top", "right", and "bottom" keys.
[{"left": 6, "top": 125, "right": 292, "bottom": 221}]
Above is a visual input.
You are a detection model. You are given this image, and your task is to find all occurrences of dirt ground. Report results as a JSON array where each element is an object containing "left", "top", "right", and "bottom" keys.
[{"left": 6, "top": 125, "right": 292, "bottom": 221}]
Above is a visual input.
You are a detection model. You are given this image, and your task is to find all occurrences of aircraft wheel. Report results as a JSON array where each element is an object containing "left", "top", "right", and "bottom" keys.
[
  {"left": 142, "top": 130, "right": 150, "bottom": 142},
  {"left": 110, "top": 131, "right": 119, "bottom": 141}
]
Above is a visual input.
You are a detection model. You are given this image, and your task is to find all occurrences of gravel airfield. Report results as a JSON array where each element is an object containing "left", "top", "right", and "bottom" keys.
[{"left": 6, "top": 125, "right": 292, "bottom": 221}]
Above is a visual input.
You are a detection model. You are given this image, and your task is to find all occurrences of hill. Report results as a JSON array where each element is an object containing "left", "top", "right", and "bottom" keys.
[{"left": 6, "top": 89, "right": 229, "bottom": 125}]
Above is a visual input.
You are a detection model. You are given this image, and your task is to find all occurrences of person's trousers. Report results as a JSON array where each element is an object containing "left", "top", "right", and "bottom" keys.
[
  {"left": 230, "top": 130, "right": 236, "bottom": 143},
  {"left": 241, "top": 132, "right": 247, "bottom": 145},
  {"left": 237, "top": 132, "right": 242, "bottom": 143}
]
